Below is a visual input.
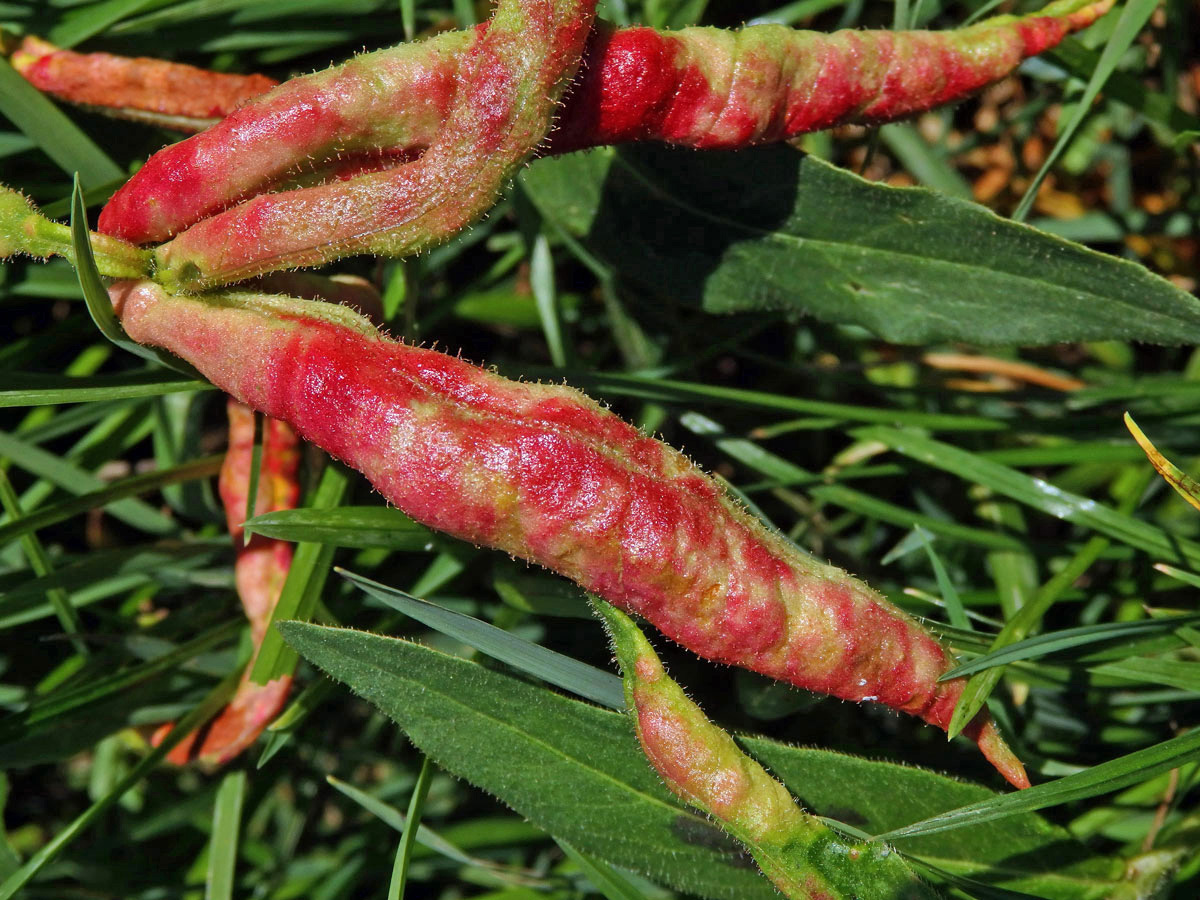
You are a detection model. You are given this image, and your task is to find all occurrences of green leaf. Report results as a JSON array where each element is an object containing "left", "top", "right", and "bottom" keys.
[
  {"left": 0, "top": 619, "right": 241, "bottom": 743},
  {"left": 0, "top": 455, "right": 221, "bottom": 548},
  {"left": 942, "top": 615, "right": 1200, "bottom": 679},
  {"left": 1045, "top": 40, "right": 1200, "bottom": 138},
  {"left": 556, "top": 840, "right": 650, "bottom": 900},
  {"left": 244, "top": 506, "right": 433, "bottom": 550},
  {"left": 70, "top": 179, "right": 201, "bottom": 379},
  {"left": 387, "top": 756, "right": 434, "bottom": 900},
  {"left": 856, "top": 426, "right": 1200, "bottom": 570},
  {"left": 0, "top": 468, "right": 85, "bottom": 654},
  {"left": 0, "top": 62, "right": 122, "bottom": 189},
  {"left": 873, "top": 728, "right": 1200, "bottom": 842},
  {"left": 337, "top": 569, "right": 625, "bottom": 711},
  {"left": 248, "top": 464, "right": 349, "bottom": 685},
  {"left": 0, "top": 371, "right": 210, "bottom": 408},
  {"left": 48, "top": 0, "right": 161, "bottom": 47},
  {"left": 522, "top": 146, "right": 1200, "bottom": 346},
  {"left": 1013, "top": 0, "right": 1160, "bottom": 221},
  {"left": 280, "top": 623, "right": 1122, "bottom": 900},
  {"left": 0, "top": 541, "right": 223, "bottom": 628},
  {"left": 325, "top": 774, "right": 476, "bottom": 865},
  {"left": 206, "top": 770, "right": 247, "bottom": 900},
  {"left": 279, "top": 621, "right": 777, "bottom": 900},
  {"left": 1089, "top": 657, "right": 1200, "bottom": 692},
  {"left": 0, "top": 428, "right": 176, "bottom": 535}
]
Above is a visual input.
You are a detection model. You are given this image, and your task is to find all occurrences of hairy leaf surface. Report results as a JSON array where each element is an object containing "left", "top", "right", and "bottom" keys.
[
  {"left": 282, "top": 622, "right": 1122, "bottom": 900},
  {"left": 522, "top": 146, "right": 1200, "bottom": 345}
]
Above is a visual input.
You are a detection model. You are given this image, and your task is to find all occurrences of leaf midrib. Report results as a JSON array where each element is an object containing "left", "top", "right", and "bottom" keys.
[{"left": 610, "top": 151, "right": 1192, "bottom": 327}]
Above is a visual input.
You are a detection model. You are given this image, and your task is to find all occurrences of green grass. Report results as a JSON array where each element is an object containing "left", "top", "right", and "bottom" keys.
[{"left": 1, "top": 0, "right": 1199, "bottom": 898}]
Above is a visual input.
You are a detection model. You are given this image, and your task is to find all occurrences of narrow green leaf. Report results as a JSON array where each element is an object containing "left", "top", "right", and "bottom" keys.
[
  {"left": 0, "top": 542, "right": 222, "bottom": 628},
  {"left": 0, "top": 62, "right": 122, "bottom": 188},
  {"left": 948, "top": 534, "right": 1110, "bottom": 738},
  {"left": 913, "top": 526, "right": 969, "bottom": 630},
  {"left": 873, "top": 729, "right": 1200, "bottom": 842},
  {"left": 400, "top": 0, "right": 415, "bottom": 39},
  {"left": 856, "top": 426, "right": 1200, "bottom": 570},
  {"left": 943, "top": 615, "right": 1200, "bottom": 679},
  {"left": 0, "top": 371, "right": 210, "bottom": 408},
  {"left": 1154, "top": 563, "right": 1200, "bottom": 590},
  {"left": 388, "top": 756, "right": 433, "bottom": 900},
  {"left": 0, "top": 455, "right": 221, "bottom": 548},
  {"left": 531, "top": 232, "right": 566, "bottom": 367},
  {"left": 562, "top": 370, "right": 1004, "bottom": 432},
  {"left": 243, "top": 413, "right": 263, "bottom": 544},
  {"left": 49, "top": 0, "right": 161, "bottom": 47},
  {"left": 1045, "top": 40, "right": 1200, "bottom": 137},
  {"left": 0, "top": 620, "right": 240, "bottom": 738},
  {"left": 1125, "top": 413, "right": 1200, "bottom": 513},
  {"left": 249, "top": 464, "right": 348, "bottom": 685},
  {"left": 70, "top": 178, "right": 202, "bottom": 379},
  {"left": 0, "top": 667, "right": 240, "bottom": 900},
  {"left": 278, "top": 621, "right": 781, "bottom": 900},
  {"left": 1089, "top": 658, "right": 1200, "bottom": 692},
  {"left": 325, "top": 774, "right": 475, "bottom": 865},
  {"left": 522, "top": 146, "right": 1200, "bottom": 345},
  {"left": 0, "top": 468, "right": 86, "bottom": 655},
  {"left": 338, "top": 569, "right": 625, "bottom": 710},
  {"left": 244, "top": 506, "right": 433, "bottom": 550},
  {"left": 206, "top": 770, "right": 247, "bottom": 900},
  {"left": 879, "top": 123, "right": 973, "bottom": 200},
  {"left": 1013, "top": 0, "right": 1160, "bottom": 221},
  {"left": 0, "top": 428, "right": 176, "bottom": 535}
]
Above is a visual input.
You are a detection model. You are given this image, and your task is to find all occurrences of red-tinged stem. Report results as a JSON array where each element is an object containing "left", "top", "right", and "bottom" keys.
[
  {"left": 109, "top": 279, "right": 1030, "bottom": 788},
  {"left": 90, "top": 0, "right": 1112, "bottom": 262}
]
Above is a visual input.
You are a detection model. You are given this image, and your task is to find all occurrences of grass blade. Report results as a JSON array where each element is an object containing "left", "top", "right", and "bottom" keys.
[
  {"left": 387, "top": 756, "right": 434, "bottom": 900},
  {"left": 0, "top": 455, "right": 220, "bottom": 547},
  {"left": 873, "top": 729, "right": 1200, "bottom": 842},
  {"left": 337, "top": 568, "right": 625, "bottom": 710},
  {"left": 206, "top": 770, "right": 247, "bottom": 900},
  {"left": 857, "top": 426, "right": 1200, "bottom": 569},
  {"left": 249, "top": 464, "right": 349, "bottom": 685},
  {"left": 244, "top": 506, "right": 433, "bottom": 550},
  {"left": 0, "top": 468, "right": 86, "bottom": 655},
  {"left": 71, "top": 178, "right": 201, "bottom": 378},
  {"left": 943, "top": 614, "right": 1200, "bottom": 679},
  {"left": 557, "top": 839, "right": 649, "bottom": 900},
  {"left": 947, "top": 533, "right": 1110, "bottom": 738},
  {"left": 0, "top": 63, "right": 122, "bottom": 189},
  {"left": 1125, "top": 412, "right": 1200, "bottom": 513},
  {"left": 0, "top": 372, "right": 209, "bottom": 408},
  {"left": 0, "top": 667, "right": 240, "bottom": 900},
  {"left": 1013, "top": 0, "right": 1159, "bottom": 221}
]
